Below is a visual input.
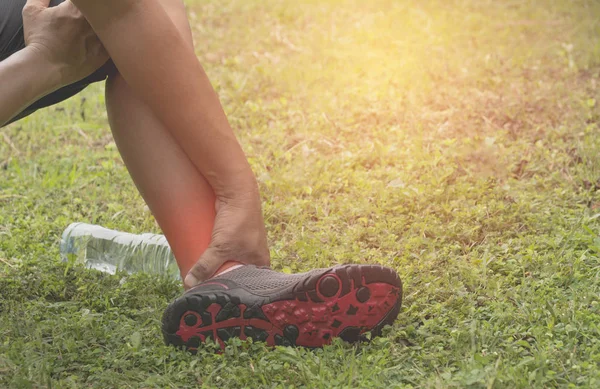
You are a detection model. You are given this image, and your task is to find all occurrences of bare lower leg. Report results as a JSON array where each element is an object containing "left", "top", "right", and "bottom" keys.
[
  {"left": 105, "top": 0, "right": 217, "bottom": 279},
  {"left": 106, "top": 74, "right": 214, "bottom": 279},
  {"left": 70, "top": 0, "right": 255, "bottom": 195},
  {"left": 74, "top": 0, "right": 268, "bottom": 286}
]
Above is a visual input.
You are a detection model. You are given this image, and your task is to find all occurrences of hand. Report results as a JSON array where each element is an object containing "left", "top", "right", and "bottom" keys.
[
  {"left": 184, "top": 188, "right": 271, "bottom": 289},
  {"left": 22, "top": 0, "right": 109, "bottom": 87}
]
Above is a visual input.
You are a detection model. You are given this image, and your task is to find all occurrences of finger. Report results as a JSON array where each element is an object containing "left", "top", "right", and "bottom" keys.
[
  {"left": 53, "top": 0, "right": 81, "bottom": 16},
  {"left": 184, "top": 247, "right": 229, "bottom": 289},
  {"left": 25, "top": 0, "right": 51, "bottom": 8}
]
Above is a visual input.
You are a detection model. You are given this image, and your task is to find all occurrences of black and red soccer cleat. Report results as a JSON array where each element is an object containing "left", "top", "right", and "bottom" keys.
[{"left": 162, "top": 264, "right": 402, "bottom": 351}]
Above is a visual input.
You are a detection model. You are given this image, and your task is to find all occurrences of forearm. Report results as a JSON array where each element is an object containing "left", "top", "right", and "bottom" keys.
[
  {"left": 0, "top": 48, "right": 61, "bottom": 127},
  {"left": 71, "top": 0, "right": 257, "bottom": 197}
]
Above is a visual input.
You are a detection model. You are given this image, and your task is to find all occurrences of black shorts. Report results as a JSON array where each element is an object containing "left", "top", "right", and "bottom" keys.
[{"left": 0, "top": 0, "right": 116, "bottom": 125}]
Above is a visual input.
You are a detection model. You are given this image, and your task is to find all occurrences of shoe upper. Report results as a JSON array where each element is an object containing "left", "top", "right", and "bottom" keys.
[{"left": 187, "top": 265, "right": 323, "bottom": 294}]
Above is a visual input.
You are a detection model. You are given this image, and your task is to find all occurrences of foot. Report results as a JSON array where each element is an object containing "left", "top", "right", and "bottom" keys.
[{"left": 162, "top": 264, "right": 402, "bottom": 351}]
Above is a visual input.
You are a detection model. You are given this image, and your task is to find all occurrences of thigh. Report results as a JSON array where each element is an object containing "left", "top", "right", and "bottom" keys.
[{"left": 0, "top": 0, "right": 116, "bottom": 125}]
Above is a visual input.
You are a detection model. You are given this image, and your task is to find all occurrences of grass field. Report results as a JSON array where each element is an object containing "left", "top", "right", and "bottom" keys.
[{"left": 2, "top": 0, "right": 600, "bottom": 387}]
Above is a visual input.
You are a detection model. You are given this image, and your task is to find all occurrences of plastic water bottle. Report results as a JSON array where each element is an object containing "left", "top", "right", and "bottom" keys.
[{"left": 60, "top": 223, "right": 180, "bottom": 279}]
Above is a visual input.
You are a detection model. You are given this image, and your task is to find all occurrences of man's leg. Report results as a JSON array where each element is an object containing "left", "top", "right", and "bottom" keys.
[
  {"left": 81, "top": 0, "right": 402, "bottom": 351},
  {"left": 107, "top": 74, "right": 216, "bottom": 280},
  {"left": 71, "top": 0, "right": 269, "bottom": 287},
  {"left": 105, "top": 0, "right": 219, "bottom": 280}
]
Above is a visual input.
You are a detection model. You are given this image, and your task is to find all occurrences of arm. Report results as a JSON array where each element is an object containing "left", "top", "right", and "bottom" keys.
[
  {"left": 1, "top": 0, "right": 107, "bottom": 127},
  {"left": 0, "top": 49, "right": 62, "bottom": 127}
]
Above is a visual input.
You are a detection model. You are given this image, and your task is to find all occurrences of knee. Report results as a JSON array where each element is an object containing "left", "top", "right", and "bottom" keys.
[
  {"left": 161, "top": 0, "right": 189, "bottom": 27},
  {"left": 160, "top": 0, "right": 193, "bottom": 46}
]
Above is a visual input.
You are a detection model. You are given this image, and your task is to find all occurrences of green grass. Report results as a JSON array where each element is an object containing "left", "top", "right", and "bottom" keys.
[{"left": 2, "top": 0, "right": 600, "bottom": 387}]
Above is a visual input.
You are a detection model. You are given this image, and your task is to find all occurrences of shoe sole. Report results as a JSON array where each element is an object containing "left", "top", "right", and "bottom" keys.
[{"left": 162, "top": 264, "right": 402, "bottom": 351}]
